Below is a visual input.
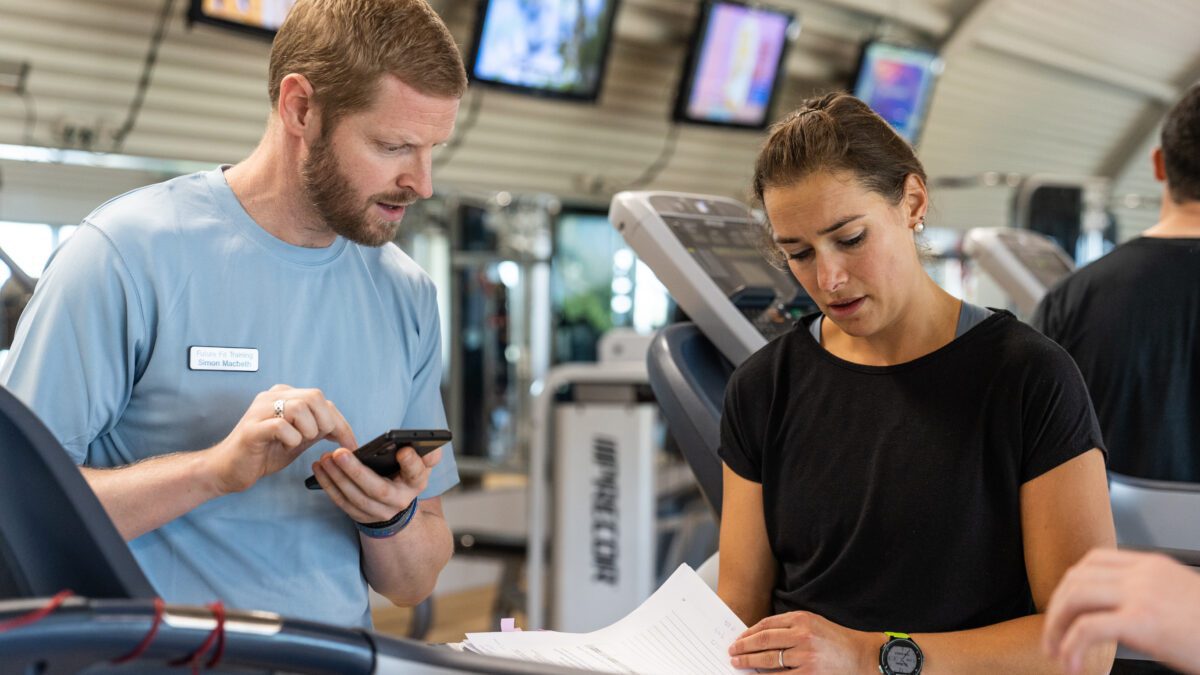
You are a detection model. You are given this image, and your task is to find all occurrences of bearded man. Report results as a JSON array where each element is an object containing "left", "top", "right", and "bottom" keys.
[{"left": 0, "top": 0, "right": 464, "bottom": 627}]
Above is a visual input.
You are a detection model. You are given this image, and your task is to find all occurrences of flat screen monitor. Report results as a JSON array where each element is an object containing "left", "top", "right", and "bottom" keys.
[
  {"left": 852, "top": 42, "right": 942, "bottom": 144},
  {"left": 468, "top": 0, "right": 620, "bottom": 101},
  {"left": 674, "top": 1, "right": 795, "bottom": 129},
  {"left": 188, "top": 0, "right": 297, "bottom": 38}
]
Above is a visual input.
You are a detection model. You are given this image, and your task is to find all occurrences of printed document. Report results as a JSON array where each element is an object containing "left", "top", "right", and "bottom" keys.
[{"left": 462, "top": 564, "right": 752, "bottom": 674}]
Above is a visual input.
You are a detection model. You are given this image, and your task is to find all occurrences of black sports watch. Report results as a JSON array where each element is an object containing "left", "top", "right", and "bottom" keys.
[{"left": 879, "top": 632, "right": 923, "bottom": 675}]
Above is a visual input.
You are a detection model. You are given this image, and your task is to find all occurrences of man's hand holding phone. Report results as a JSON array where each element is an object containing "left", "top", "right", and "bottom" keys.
[
  {"left": 207, "top": 384, "right": 357, "bottom": 496},
  {"left": 308, "top": 430, "right": 448, "bottom": 525}
]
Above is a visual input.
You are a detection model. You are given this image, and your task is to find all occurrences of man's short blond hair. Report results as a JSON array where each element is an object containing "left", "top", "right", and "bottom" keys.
[{"left": 269, "top": 0, "right": 467, "bottom": 126}]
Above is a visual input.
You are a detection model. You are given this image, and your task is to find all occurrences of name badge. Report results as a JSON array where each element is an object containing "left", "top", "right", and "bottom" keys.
[{"left": 188, "top": 346, "right": 259, "bottom": 372}]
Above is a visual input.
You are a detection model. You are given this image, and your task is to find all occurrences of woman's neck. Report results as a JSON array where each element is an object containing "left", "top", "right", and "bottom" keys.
[{"left": 822, "top": 279, "right": 961, "bottom": 367}]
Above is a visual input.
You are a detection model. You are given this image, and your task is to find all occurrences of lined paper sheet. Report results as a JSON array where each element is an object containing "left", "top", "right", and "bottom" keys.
[{"left": 463, "top": 564, "right": 753, "bottom": 674}]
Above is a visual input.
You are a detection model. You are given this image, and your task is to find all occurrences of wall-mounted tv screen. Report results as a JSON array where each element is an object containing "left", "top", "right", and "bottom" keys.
[
  {"left": 188, "top": 0, "right": 297, "bottom": 38},
  {"left": 468, "top": 0, "right": 620, "bottom": 101},
  {"left": 852, "top": 42, "right": 942, "bottom": 144},
  {"left": 674, "top": 0, "right": 796, "bottom": 129}
]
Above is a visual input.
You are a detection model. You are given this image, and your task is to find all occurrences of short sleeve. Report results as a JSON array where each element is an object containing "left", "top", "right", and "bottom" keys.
[
  {"left": 718, "top": 366, "right": 765, "bottom": 483},
  {"left": 0, "top": 224, "right": 149, "bottom": 464},
  {"left": 1019, "top": 339, "right": 1106, "bottom": 483},
  {"left": 400, "top": 280, "right": 459, "bottom": 498}
]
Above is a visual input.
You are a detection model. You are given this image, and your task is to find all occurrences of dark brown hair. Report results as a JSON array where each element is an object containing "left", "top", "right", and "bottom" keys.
[
  {"left": 752, "top": 93, "right": 927, "bottom": 267},
  {"left": 268, "top": 0, "right": 467, "bottom": 127},
  {"left": 1161, "top": 83, "right": 1200, "bottom": 204}
]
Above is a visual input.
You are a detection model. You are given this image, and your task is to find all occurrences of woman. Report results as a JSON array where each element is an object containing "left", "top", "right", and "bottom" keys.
[{"left": 718, "top": 93, "right": 1115, "bottom": 674}]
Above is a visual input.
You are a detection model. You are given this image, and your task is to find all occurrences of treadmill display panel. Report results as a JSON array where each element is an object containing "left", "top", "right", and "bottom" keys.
[
  {"left": 1000, "top": 231, "right": 1073, "bottom": 288},
  {"left": 660, "top": 215, "right": 796, "bottom": 300},
  {"left": 639, "top": 194, "right": 815, "bottom": 341}
]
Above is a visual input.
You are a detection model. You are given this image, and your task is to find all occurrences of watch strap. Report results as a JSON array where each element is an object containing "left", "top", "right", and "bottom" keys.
[
  {"left": 355, "top": 497, "right": 419, "bottom": 538},
  {"left": 879, "top": 631, "right": 923, "bottom": 675}
]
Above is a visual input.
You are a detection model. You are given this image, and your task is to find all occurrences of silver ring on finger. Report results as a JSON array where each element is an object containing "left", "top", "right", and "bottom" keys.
[
  {"left": 778, "top": 648, "right": 785, "bottom": 669},
  {"left": 273, "top": 399, "right": 286, "bottom": 419}
]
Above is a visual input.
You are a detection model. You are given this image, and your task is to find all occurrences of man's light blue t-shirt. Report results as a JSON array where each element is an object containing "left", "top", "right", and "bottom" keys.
[{"left": 0, "top": 167, "right": 459, "bottom": 627}]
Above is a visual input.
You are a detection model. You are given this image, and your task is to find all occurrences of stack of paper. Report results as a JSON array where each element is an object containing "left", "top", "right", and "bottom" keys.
[{"left": 462, "top": 564, "right": 752, "bottom": 674}]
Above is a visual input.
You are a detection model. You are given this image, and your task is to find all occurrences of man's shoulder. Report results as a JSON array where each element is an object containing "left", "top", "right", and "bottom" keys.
[
  {"left": 1055, "top": 239, "right": 1161, "bottom": 291},
  {"left": 355, "top": 242, "right": 439, "bottom": 305},
  {"left": 1039, "top": 238, "right": 1171, "bottom": 318},
  {"left": 358, "top": 241, "right": 430, "bottom": 281},
  {"left": 84, "top": 171, "right": 218, "bottom": 247}
]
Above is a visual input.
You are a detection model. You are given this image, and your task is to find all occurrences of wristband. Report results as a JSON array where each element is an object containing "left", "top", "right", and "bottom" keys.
[{"left": 355, "top": 497, "right": 419, "bottom": 539}]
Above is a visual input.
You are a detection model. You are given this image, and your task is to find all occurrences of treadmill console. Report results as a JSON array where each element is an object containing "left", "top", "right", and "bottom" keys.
[
  {"left": 962, "top": 227, "right": 1075, "bottom": 316},
  {"left": 611, "top": 192, "right": 813, "bottom": 365}
]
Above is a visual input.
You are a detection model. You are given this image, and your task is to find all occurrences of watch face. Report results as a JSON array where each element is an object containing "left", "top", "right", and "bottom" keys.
[{"left": 885, "top": 644, "right": 919, "bottom": 674}]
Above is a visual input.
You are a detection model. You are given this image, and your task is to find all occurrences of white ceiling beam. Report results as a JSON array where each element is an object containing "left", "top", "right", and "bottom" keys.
[
  {"left": 976, "top": 31, "right": 1179, "bottom": 103},
  {"left": 1096, "top": 54, "right": 1200, "bottom": 180},
  {"left": 804, "top": 0, "right": 952, "bottom": 37},
  {"left": 938, "top": 0, "right": 1009, "bottom": 62}
]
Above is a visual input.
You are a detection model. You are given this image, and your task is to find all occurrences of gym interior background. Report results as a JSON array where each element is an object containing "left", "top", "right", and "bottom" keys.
[{"left": 0, "top": 0, "right": 1197, "bottom": 663}]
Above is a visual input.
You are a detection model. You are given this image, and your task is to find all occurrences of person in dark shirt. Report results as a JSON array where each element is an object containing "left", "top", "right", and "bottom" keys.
[
  {"left": 719, "top": 93, "right": 1115, "bottom": 674},
  {"left": 1032, "top": 84, "right": 1200, "bottom": 483},
  {"left": 1038, "top": 85, "right": 1200, "bottom": 675}
]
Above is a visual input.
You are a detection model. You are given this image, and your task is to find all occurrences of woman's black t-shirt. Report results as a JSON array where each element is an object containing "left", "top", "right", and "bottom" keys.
[{"left": 718, "top": 310, "right": 1105, "bottom": 633}]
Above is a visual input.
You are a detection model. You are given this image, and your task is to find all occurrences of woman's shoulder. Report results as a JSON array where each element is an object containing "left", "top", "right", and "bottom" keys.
[
  {"left": 730, "top": 319, "right": 815, "bottom": 384},
  {"left": 971, "top": 310, "right": 1080, "bottom": 375}
]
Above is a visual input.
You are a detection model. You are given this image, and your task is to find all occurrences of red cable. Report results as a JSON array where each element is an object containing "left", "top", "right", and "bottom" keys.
[
  {"left": 167, "top": 601, "right": 226, "bottom": 673},
  {"left": 110, "top": 597, "right": 165, "bottom": 665},
  {"left": 0, "top": 590, "right": 73, "bottom": 632},
  {"left": 204, "top": 601, "right": 226, "bottom": 669}
]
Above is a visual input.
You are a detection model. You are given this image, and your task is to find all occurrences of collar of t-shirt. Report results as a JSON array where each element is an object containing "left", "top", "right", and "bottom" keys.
[
  {"left": 208, "top": 166, "right": 349, "bottom": 267},
  {"left": 808, "top": 301, "right": 994, "bottom": 345}
]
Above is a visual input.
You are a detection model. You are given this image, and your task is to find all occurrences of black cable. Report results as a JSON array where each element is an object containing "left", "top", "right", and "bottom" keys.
[
  {"left": 433, "top": 87, "right": 484, "bottom": 169},
  {"left": 111, "top": 0, "right": 176, "bottom": 152},
  {"left": 622, "top": 124, "right": 681, "bottom": 190},
  {"left": 20, "top": 91, "right": 36, "bottom": 145}
]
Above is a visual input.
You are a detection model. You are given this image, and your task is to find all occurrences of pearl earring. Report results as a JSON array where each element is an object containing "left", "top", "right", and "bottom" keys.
[{"left": 914, "top": 218, "right": 925, "bottom": 234}]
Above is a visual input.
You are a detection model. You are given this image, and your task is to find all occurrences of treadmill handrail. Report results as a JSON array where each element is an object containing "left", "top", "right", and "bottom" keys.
[{"left": 0, "top": 597, "right": 602, "bottom": 674}]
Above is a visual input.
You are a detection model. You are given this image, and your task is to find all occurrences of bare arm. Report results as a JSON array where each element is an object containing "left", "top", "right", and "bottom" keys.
[
  {"left": 312, "top": 445, "right": 453, "bottom": 606},
  {"left": 909, "top": 449, "right": 1116, "bottom": 674},
  {"left": 728, "top": 450, "right": 1116, "bottom": 674},
  {"left": 360, "top": 497, "right": 454, "bottom": 606},
  {"left": 717, "top": 463, "right": 776, "bottom": 626},
  {"left": 83, "top": 453, "right": 225, "bottom": 541},
  {"left": 85, "top": 386, "right": 356, "bottom": 541}
]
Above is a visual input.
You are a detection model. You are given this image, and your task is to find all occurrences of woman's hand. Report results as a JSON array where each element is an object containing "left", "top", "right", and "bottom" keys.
[{"left": 729, "top": 610, "right": 878, "bottom": 673}]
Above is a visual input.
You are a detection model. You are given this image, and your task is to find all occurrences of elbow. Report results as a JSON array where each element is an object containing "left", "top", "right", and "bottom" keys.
[
  {"left": 383, "top": 581, "right": 437, "bottom": 608},
  {"left": 380, "top": 550, "right": 450, "bottom": 608},
  {"left": 379, "top": 558, "right": 445, "bottom": 607}
]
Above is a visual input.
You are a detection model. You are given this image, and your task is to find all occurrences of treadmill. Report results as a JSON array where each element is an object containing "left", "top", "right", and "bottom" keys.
[
  {"left": 608, "top": 191, "right": 812, "bottom": 516},
  {"left": 0, "top": 384, "right": 595, "bottom": 675},
  {"left": 961, "top": 227, "right": 1075, "bottom": 316}
]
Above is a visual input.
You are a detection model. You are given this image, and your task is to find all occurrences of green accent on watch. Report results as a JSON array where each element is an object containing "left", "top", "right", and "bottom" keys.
[{"left": 880, "top": 632, "right": 924, "bottom": 675}]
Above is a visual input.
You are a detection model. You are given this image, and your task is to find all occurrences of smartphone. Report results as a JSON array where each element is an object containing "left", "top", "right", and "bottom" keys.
[{"left": 304, "top": 429, "right": 451, "bottom": 490}]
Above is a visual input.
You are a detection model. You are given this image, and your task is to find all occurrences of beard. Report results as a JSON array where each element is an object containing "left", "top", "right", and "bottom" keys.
[{"left": 301, "top": 131, "right": 419, "bottom": 248}]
